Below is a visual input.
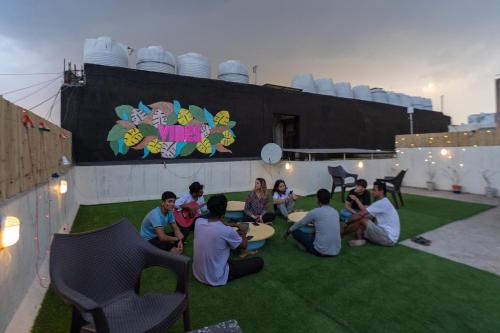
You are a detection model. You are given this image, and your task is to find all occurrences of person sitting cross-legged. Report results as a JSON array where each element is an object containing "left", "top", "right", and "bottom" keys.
[
  {"left": 140, "top": 191, "right": 184, "bottom": 255},
  {"left": 342, "top": 181, "right": 400, "bottom": 247},
  {"left": 284, "top": 189, "right": 341, "bottom": 257},
  {"left": 192, "top": 194, "right": 264, "bottom": 286},
  {"left": 243, "top": 178, "right": 275, "bottom": 224},
  {"left": 339, "top": 179, "right": 371, "bottom": 222}
]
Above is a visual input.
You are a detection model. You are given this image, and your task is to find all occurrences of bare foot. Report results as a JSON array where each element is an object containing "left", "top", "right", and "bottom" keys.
[
  {"left": 239, "top": 249, "right": 258, "bottom": 258},
  {"left": 170, "top": 247, "right": 183, "bottom": 255}
]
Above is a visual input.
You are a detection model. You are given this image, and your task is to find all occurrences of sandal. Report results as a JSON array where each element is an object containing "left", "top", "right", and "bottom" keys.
[{"left": 411, "top": 236, "right": 431, "bottom": 246}]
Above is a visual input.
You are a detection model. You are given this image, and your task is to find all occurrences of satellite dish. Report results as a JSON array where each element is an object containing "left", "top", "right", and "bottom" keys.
[{"left": 261, "top": 143, "right": 282, "bottom": 164}]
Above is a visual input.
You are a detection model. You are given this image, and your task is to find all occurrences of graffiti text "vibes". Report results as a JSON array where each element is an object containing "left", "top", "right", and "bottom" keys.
[{"left": 158, "top": 124, "right": 201, "bottom": 142}]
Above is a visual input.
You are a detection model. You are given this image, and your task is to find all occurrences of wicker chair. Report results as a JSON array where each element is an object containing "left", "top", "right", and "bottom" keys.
[
  {"left": 50, "top": 218, "right": 191, "bottom": 333},
  {"left": 328, "top": 165, "right": 358, "bottom": 201}
]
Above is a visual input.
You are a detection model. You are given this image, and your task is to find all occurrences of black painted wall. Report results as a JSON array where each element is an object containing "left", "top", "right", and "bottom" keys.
[{"left": 62, "top": 64, "right": 450, "bottom": 164}]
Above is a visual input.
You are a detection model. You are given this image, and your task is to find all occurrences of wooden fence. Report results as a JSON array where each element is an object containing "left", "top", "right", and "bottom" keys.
[
  {"left": 0, "top": 97, "right": 72, "bottom": 202},
  {"left": 396, "top": 129, "right": 499, "bottom": 148}
]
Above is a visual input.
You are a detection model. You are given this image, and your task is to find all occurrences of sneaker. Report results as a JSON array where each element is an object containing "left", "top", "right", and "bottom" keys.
[{"left": 349, "top": 239, "right": 366, "bottom": 247}]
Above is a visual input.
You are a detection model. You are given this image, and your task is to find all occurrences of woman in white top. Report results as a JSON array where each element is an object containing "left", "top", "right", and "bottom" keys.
[{"left": 272, "top": 179, "right": 298, "bottom": 219}]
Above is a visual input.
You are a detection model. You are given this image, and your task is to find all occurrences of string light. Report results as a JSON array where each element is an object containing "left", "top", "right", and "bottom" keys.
[
  {"left": 1, "top": 216, "right": 21, "bottom": 248},
  {"left": 357, "top": 161, "right": 364, "bottom": 169},
  {"left": 440, "top": 148, "right": 448, "bottom": 156}
]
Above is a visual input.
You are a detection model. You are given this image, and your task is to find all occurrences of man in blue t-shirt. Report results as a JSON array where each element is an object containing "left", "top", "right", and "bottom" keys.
[{"left": 140, "top": 191, "right": 184, "bottom": 254}]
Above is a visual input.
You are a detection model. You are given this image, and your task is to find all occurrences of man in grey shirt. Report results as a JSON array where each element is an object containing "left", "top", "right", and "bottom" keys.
[{"left": 284, "top": 189, "right": 341, "bottom": 256}]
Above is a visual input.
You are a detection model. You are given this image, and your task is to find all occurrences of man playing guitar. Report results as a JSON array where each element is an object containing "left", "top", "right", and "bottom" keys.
[{"left": 174, "top": 182, "right": 208, "bottom": 237}]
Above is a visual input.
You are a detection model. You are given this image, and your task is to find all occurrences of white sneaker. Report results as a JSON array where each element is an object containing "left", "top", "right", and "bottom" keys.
[{"left": 349, "top": 239, "right": 367, "bottom": 247}]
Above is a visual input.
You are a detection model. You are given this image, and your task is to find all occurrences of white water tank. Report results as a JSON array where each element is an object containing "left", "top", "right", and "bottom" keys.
[
  {"left": 315, "top": 78, "right": 336, "bottom": 96},
  {"left": 291, "top": 74, "right": 317, "bottom": 93},
  {"left": 217, "top": 60, "right": 249, "bottom": 84},
  {"left": 83, "top": 36, "right": 129, "bottom": 68},
  {"left": 387, "top": 92, "right": 401, "bottom": 106},
  {"left": 334, "top": 82, "right": 353, "bottom": 98},
  {"left": 370, "top": 88, "right": 388, "bottom": 103},
  {"left": 177, "top": 52, "right": 211, "bottom": 78},
  {"left": 422, "top": 98, "right": 433, "bottom": 111},
  {"left": 352, "top": 85, "right": 372, "bottom": 101},
  {"left": 398, "top": 94, "right": 413, "bottom": 108},
  {"left": 411, "top": 96, "right": 425, "bottom": 109},
  {"left": 136, "top": 46, "right": 176, "bottom": 74}
]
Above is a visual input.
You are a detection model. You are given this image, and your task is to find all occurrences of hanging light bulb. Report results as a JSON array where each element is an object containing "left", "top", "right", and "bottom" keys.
[
  {"left": 59, "top": 179, "right": 68, "bottom": 194},
  {"left": 1, "top": 215, "right": 21, "bottom": 248}
]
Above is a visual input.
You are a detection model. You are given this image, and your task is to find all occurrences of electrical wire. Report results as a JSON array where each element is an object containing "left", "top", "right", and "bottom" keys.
[
  {"left": 0, "top": 72, "right": 61, "bottom": 76},
  {"left": 27, "top": 85, "right": 68, "bottom": 111},
  {"left": 0, "top": 75, "right": 61, "bottom": 95},
  {"left": 13, "top": 76, "right": 62, "bottom": 103}
]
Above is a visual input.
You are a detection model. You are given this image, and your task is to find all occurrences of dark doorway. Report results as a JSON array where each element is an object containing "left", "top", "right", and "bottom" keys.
[{"left": 273, "top": 114, "right": 299, "bottom": 148}]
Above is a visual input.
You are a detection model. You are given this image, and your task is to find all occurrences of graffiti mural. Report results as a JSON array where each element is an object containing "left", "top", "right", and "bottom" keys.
[{"left": 107, "top": 100, "right": 236, "bottom": 158}]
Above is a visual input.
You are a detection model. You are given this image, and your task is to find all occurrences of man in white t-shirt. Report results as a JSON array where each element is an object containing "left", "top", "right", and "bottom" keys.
[{"left": 342, "top": 180, "right": 400, "bottom": 247}]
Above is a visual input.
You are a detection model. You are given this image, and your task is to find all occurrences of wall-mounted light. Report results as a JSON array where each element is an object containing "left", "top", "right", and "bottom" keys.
[
  {"left": 59, "top": 179, "right": 68, "bottom": 194},
  {"left": 285, "top": 162, "right": 291, "bottom": 170},
  {"left": 459, "top": 163, "right": 464, "bottom": 167},
  {"left": 1, "top": 215, "right": 21, "bottom": 249},
  {"left": 60, "top": 155, "right": 71, "bottom": 167},
  {"left": 357, "top": 161, "right": 364, "bottom": 169},
  {"left": 440, "top": 148, "right": 448, "bottom": 156}
]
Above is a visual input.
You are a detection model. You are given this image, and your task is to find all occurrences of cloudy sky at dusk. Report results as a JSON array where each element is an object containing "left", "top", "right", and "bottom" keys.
[{"left": 1, "top": 0, "right": 500, "bottom": 125}]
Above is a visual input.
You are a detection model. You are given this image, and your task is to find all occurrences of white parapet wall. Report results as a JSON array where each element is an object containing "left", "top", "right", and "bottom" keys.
[
  {"left": 1, "top": 168, "right": 79, "bottom": 333},
  {"left": 74, "top": 159, "right": 396, "bottom": 205},
  {"left": 396, "top": 146, "right": 500, "bottom": 195}
]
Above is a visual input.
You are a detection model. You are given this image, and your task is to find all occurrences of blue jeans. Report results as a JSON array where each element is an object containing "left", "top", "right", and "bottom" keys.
[
  {"left": 340, "top": 208, "right": 358, "bottom": 222},
  {"left": 291, "top": 229, "right": 321, "bottom": 256}
]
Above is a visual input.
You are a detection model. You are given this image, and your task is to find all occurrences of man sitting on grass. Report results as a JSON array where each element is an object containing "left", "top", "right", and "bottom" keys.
[
  {"left": 342, "top": 181, "right": 400, "bottom": 247},
  {"left": 284, "top": 189, "right": 341, "bottom": 256},
  {"left": 140, "top": 191, "right": 184, "bottom": 254},
  {"left": 193, "top": 194, "right": 264, "bottom": 286},
  {"left": 339, "top": 179, "right": 371, "bottom": 222}
]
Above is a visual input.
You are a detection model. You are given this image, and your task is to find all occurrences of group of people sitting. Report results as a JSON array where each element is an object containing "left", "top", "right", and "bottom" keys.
[{"left": 139, "top": 177, "right": 400, "bottom": 286}]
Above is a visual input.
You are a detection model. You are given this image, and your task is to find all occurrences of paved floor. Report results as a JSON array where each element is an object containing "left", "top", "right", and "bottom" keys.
[{"left": 401, "top": 187, "right": 500, "bottom": 276}]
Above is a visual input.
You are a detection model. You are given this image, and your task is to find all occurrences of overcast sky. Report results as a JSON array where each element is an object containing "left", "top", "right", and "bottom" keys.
[{"left": 1, "top": 0, "right": 500, "bottom": 125}]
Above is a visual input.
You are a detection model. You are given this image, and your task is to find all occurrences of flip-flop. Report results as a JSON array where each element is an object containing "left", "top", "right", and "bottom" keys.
[{"left": 411, "top": 236, "right": 432, "bottom": 246}]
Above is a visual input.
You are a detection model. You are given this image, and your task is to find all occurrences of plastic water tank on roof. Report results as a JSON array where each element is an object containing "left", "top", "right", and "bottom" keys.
[
  {"left": 136, "top": 46, "right": 176, "bottom": 74},
  {"left": 177, "top": 52, "right": 211, "bottom": 78},
  {"left": 217, "top": 60, "right": 249, "bottom": 84},
  {"left": 352, "top": 85, "right": 372, "bottom": 101},
  {"left": 315, "top": 78, "right": 336, "bottom": 96},
  {"left": 370, "top": 88, "right": 388, "bottom": 103},
  {"left": 291, "top": 74, "right": 317, "bottom": 93},
  {"left": 334, "top": 82, "right": 353, "bottom": 98},
  {"left": 387, "top": 92, "right": 401, "bottom": 106},
  {"left": 83, "top": 36, "right": 129, "bottom": 68}
]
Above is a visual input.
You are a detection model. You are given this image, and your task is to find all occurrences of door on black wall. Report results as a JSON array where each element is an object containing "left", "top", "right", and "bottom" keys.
[{"left": 274, "top": 114, "right": 299, "bottom": 148}]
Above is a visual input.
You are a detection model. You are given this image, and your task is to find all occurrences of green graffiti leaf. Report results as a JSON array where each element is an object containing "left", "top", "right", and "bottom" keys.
[
  {"left": 207, "top": 133, "right": 224, "bottom": 145},
  {"left": 107, "top": 124, "right": 127, "bottom": 141},
  {"left": 166, "top": 112, "right": 178, "bottom": 125},
  {"left": 189, "top": 105, "right": 206, "bottom": 122},
  {"left": 137, "top": 123, "right": 158, "bottom": 137},
  {"left": 115, "top": 105, "right": 133, "bottom": 120},
  {"left": 110, "top": 141, "right": 119, "bottom": 156},
  {"left": 227, "top": 120, "right": 237, "bottom": 128},
  {"left": 180, "top": 142, "right": 197, "bottom": 157}
]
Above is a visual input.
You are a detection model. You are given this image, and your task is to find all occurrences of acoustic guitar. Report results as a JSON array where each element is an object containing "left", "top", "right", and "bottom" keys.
[{"left": 174, "top": 201, "right": 207, "bottom": 228}]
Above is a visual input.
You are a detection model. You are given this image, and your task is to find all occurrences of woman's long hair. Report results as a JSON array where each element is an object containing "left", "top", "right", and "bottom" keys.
[
  {"left": 255, "top": 178, "right": 267, "bottom": 197},
  {"left": 272, "top": 179, "right": 286, "bottom": 195}
]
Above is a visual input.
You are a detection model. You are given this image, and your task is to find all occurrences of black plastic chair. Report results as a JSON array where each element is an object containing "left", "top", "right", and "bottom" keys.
[
  {"left": 50, "top": 218, "right": 191, "bottom": 333},
  {"left": 377, "top": 169, "right": 408, "bottom": 209},
  {"left": 328, "top": 165, "right": 358, "bottom": 201}
]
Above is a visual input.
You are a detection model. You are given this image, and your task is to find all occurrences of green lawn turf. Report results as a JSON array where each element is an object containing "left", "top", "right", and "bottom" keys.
[{"left": 32, "top": 193, "right": 500, "bottom": 333}]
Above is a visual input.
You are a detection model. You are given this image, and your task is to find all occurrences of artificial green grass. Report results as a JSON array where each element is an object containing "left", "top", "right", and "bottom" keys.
[{"left": 32, "top": 193, "right": 500, "bottom": 333}]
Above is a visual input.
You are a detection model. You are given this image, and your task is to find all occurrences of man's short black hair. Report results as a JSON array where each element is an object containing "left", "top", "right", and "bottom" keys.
[
  {"left": 207, "top": 194, "right": 228, "bottom": 217},
  {"left": 161, "top": 191, "right": 176, "bottom": 201},
  {"left": 317, "top": 188, "right": 331, "bottom": 205},
  {"left": 356, "top": 179, "right": 368, "bottom": 188},
  {"left": 189, "top": 182, "right": 204, "bottom": 194},
  {"left": 373, "top": 181, "right": 387, "bottom": 195}
]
